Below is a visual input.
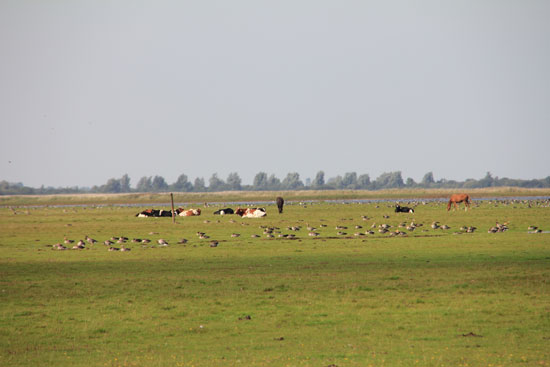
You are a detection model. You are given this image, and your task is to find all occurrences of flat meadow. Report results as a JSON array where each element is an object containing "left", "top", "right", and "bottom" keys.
[{"left": 0, "top": 191, "right": 549, "bottom": 366}]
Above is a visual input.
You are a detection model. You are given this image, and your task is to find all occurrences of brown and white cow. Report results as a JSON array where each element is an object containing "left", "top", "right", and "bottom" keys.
[
  {"left": 178, "top": 208, "right": 201, "bottom": 217},
  {"left": 235, "top": 207, "right": 267, "bottom": 218}
]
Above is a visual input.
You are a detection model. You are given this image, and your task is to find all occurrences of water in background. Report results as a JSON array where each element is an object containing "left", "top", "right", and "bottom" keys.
[{"left": 5, "top": 196, "right": 549, "bottom": 209}]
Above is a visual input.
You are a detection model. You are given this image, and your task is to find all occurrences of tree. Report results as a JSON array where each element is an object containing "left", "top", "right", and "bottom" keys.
[
  {"left": 253, "top": 172, "right": 268, "bottom": 190},
  {"left": 136, "top": 176, "right": 152, "bottom": 192},
  {"left": 226, "top": 172, "right": 242, "bottom": 191},
  {"left": 342, "top": 172, "right": 358, "bottom": 189},
  {"left": 478, "top": 172, "right": 494, "bottom": 188},
  {"left": 266, "top": 174, "right": 281, "bottom": 190},
  {"left": 421, "top": 172, "right": 435, "bottom": 187},
  {"left": 120, "top": 174, "right": 131, "bottom": 192},
  {"left": 405, "top": 177, "right": 416, "bottom": 187},
  {"left": 172, "top": 174, "right": 193, "bottom": 192},
  {"left": 102, "top": 178, "right": 121, "bottom": 193},
  {"left": 208, "top": 173, "right": 225, "bottom": 192},
  {"left": 151, "top": 176, "right": 168, "bottom": 192},
  {"left": 326, "top": 175, "right": 343, "bottom": 189},
  {"left": 193, "top": 177, "right": 206, "bottom": 192},
  {"left": 372, "top": 171, "right": 404, "bottom": 189},
  {"left": 281, "top": 172, "right": 304, "bottom": 190},
  {"left": 311, "top": 171, "right": 325, "bottom": 189},
  {"left": 357, "top": 174, "right": 371, "bottom": 189}
]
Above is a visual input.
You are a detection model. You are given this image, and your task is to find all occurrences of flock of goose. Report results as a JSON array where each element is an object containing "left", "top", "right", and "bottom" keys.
[{"left": 49, "top": 220, "right": 544, "bottom": 252}]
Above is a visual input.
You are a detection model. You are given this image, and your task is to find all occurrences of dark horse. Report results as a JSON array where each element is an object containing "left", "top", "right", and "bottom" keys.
[
  {"left": 276, "top": 196, "right": 284, "bottom": 214},
  {"left": 447, "top": 194, "right": 471, "bottom": 211}
]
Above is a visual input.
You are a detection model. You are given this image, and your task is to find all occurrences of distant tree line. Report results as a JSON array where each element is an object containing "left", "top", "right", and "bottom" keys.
[{"left": 2, "top": 171, "right": 550, "bottom": 195}]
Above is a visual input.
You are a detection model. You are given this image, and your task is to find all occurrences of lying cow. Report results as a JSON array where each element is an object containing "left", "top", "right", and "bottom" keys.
[
  {"left": 178, "top": 208, "right": 201, "bottom": 217},
  {"left": 213, "top": 208, "right": 234, "bottom": 215},
  {"left": 235, "top": 207, "right": 267, "bottom": 218},
  {"left": 395, "top": 204, "right": 414, "bottom": 214},
  {"left": 136, "top": 209, "right": 173, "bottom": 217}
]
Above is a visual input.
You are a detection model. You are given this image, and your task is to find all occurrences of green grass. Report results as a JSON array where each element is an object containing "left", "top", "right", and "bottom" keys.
[{"left": 1, "top": 198, "right": 549, "bottom": 366}]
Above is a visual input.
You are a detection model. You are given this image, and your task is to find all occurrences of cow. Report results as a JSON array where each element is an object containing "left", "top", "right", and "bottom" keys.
[
  {"left": 395, "top": 204, "right": 414, "bottom": 214},
  {"left": 213, "top": 208, "right": 234, "bottom": 215},
  {"left": 276, "top": 196, "right": 284, "bottom": 214},
  {"left": 235, "top": 207, "right": 267, "bottom": 218},
  {"left": 136, "top": 209, "right": 173, "bottom": 217},
  {"left": 178, "top": 208, "right": 201, "bottom": 217}
]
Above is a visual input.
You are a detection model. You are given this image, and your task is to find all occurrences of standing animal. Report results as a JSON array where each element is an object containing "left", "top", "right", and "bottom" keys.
[
  {"left": 447, "top": 194, "right": 471, "bottom": 211},
  {"left": 395, "top": 204, "right": 414, "bottom": 213},
  {"left": 276, "top": 197, "right": 284, "bottom": 214}
]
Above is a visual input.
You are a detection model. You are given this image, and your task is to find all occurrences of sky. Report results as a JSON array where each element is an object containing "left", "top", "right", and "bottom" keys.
[{"left": 1, "top": 1, "right": 549, "bottom": 188}]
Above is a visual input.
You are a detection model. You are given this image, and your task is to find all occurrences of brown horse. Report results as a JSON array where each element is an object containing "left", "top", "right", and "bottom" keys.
[{"left": 447, "top": 194, "right": 471, "bottom": 211}]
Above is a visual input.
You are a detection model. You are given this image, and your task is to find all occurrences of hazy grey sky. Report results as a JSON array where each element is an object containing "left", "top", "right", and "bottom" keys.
[{"left": 1, "top": 1, "right": 549, "bottom": 188}]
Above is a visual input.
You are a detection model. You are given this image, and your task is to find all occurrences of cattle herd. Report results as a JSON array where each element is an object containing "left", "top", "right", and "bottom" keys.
[
  {"left": 136, "top": 206, "right": 268, "bottom": 218},
  {"left": 136, "top": 196, "right": 285, "bottom": 218},
  {"left": 136, "top": 208, "right": 201, "bottom": 217}
]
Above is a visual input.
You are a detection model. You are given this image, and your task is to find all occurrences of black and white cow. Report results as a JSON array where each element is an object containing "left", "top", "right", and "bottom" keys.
[
  {"left": 213, "top": 208, "right": 234, "bottom": 215},
  {"left": 136, "top": 209, "right": 173, "bottom": 217},
  {"left": 395, "top": 204, "right": 414, "bottom": 214}
]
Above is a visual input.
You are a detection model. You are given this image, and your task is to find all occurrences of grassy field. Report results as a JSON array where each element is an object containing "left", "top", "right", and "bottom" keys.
[{"left": 1, "top": 195, "right": 549, "bottom": 366}]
